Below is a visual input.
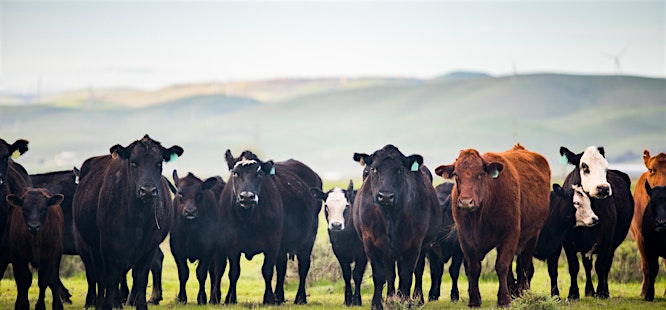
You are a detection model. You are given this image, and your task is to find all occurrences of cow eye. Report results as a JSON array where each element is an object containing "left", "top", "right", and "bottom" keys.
[
  {"left": 371, "top": 168, "right": 378, "bottom": 174},
  {"left": 130, "top": 161, "right": 137, "bottom": 167},
  {"left": 324, "top": 205, "right": 329, "bottom": 212},
  {"left": 232, "top": 171, "right": 239, "bottom": 177},
  {"left": 581, "top": 163, "right": 589, "bottom": 174},
  {"left": 573, "top": 201, "right": 581, "bottom": 208},
  {"left": 649, "top": 169, "right": 656, "bottom": 174},
  {"left": 157, "top": 162, "right": 162, "bottom": 168},
  {"left": 478, "top": 172, "right": 485, "bottom": 179},
  {"left": 257, "top": 170, "right": 264, "bottom": 177}
]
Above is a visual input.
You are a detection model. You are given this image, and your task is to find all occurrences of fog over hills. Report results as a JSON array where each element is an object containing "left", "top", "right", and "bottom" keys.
[{"left": 1, "top": 73, "right": 664, "bottom": 181}]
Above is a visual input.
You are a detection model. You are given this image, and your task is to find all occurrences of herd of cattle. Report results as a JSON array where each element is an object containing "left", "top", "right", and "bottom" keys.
[{"left": 0, "top": 135, "right": 665, "bottom": 310}]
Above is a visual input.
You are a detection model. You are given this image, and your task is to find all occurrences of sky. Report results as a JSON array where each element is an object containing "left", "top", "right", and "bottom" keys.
[{"left": 1, "top": 0, "right": 664, "bottom": 93}]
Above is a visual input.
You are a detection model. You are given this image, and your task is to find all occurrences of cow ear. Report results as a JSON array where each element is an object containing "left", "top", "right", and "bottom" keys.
[
  {"left": 110, "top": 144, "right": 130, "bottom": 160},
  {"left": 552, "top": 184, "right": 564, "bottom": 197},
  {"left": 10, "top": 139, "right": 29, "bottom": 157},
  {"left": 202, "top": 177, "right": 218, "bottom": 191},
  {"left": 404, "top": 155, "right": 423, "bottom": 172},
  {"left": 559, "top": 146, "right": 580, "bottom": 166},
  {"left": 645, "top": 180, "right": 653, "bottom": 197},
  {"left": 347, "top": 179, "right": 354, "bottom": 193},
  {"left": 163, "top": 145, "right": 184, "bottom": 162},
  {"left": 172, "top": 170, "right": 180, "bottom": 185},
  {"left": 225, "top": 150, "right": 236, "bottom": 171},
  {"left": 262, "top": 160, "right": 275, "bottom": 175},
  {"left": 434, "top": 164, "right": 455, "bottom": 179},
  {"left": 310, "top": 188, "right": 326, "bottom": 200},
  {"left": 48, "top": 194, "right": 64, "bottom": 207},
  {"left": 353, "top": 153, "right": 372, "bottom": 166},
  {"left": 643, "top": 149, "right": 652, "bottom": 168},
  {"left": 485, "top": 162, "right": 503, "bottom": 178},
  {"left": 597, "top": 146, "right": 605, "bottom": 158},
  {"left": 6, "top": 194, "right": 22, "bottom": 208}
]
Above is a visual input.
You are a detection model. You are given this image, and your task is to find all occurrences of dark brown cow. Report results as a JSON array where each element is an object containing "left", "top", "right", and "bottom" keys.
[
  {"left": 353, "top": 145, "right": 441, "bottom": 310},
  {"left": 559, "top": 146, "right": 633, "bottom": 300},
  {"left": 630, "top": 150, "right": 666, "bottom": 296},
  {"left": 0, "top": 138, "right": 32, "bottom": 282},
  {"left": 641, "top": 182, "right": 666, "bottom": 301},
  {"left": 170, "top": 170, "right": 223, "bottom": 305},
  {"left": 435, "top": 143, "right": 550, "bottom": 307},
  {"left": 73, "top": 135, "right": 181, "bottom": 309},
  {"left": 6, "top": 188, "right": 65, "bottom": 310},
  {"left": 427, "top": 182, "right": 464, "bottom": 302},
  {"left": 311, "top": 180, "right": 367, "bottom": 306}
]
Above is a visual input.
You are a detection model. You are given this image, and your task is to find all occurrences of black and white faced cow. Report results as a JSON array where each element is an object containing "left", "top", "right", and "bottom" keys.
[
  {"left": 641, "top": 182, "right": 666, "bottom": 301},
  {"left": 559, "top": 145, "right": 634, "bottom": 300},
  {"left": 311, "top": 180, "right": 368, "bottom": 306}
]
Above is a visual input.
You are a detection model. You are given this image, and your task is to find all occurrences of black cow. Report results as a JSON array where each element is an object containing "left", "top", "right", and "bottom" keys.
[
  {"left": 311, "top": 180, "right": 367, "bottom": 306},
  {"left": 352, "top": 145, "right": 441, "bottom": 310},
  {"left": 73, "top": 135, "right": 181, "bottom": 309},
  {"left": 6, "top": 188, "right": 65, "bottom": 310},
  {"left": 426, "top": 182, "right": 464, "bottom": 302},
  {"left": 170, "top": 170, "right": 223, "bottom": 305},
  {"left": 641, "top": 182, "right": 666, "bottom": 301},
  {"left": 219, "top": 150, "right": 321, "bottom": 305},
  {"left": 560, "top": 146, "right": 634, "bottom": 300},
  {"left": 0, "top": 138, "right": 32, "bottom": 282}
]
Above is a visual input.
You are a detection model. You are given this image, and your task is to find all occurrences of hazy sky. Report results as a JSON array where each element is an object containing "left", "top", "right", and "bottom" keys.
[{"left": 1, "top": 0, "right": 663, "bottom": 92}]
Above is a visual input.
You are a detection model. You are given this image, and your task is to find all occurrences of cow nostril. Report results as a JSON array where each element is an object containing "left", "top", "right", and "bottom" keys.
[
  {"left": 592, "top": 217, "right": 599, "bottom": 225},
  {"left": 330, "top": 222, "right": 343, "bottom": 230},
  {"left": 140, "top": 185, "right": 157, "bottom": 197}
]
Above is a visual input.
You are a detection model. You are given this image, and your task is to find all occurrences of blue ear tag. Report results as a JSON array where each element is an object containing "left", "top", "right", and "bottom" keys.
[
  {"left": 410, "top": 161, "right": 419, "bottom": 172},
  {"left": 169, "top": 153, "right": 179, "bottom": 163},
  {"left": 269, "top": 166, "right": 276, "bottom": 175},
  {"left": 560, "top": 154, "right": 568, "bottom": 165},
  {"left": 11, "top": 150, "right": 21, "bottom": 160},
  {"left": 491, "top": 169, "right": 499, "bottom": 179}
]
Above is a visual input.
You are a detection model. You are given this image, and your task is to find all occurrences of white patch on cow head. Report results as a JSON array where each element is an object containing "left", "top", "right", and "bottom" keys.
[
  {"left": 579, "top": 146, "right": 612, "bottom": 198},
  {"left": 572, "top": 184, "right": 598, "bottom": 227},
  {"left": 325, "top": 188, "right": 349, "bottom": 231},
  {"left": 234, "top": 158, "right": 257, "bottom": 169}
]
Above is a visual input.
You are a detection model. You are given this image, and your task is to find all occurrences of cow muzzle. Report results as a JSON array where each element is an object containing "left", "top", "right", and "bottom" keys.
[
  {"left": 575, "top": 216, "right": 599, "bottom": 227},
  {"left": 27, "top": 223, "right": 41, "bottom": 234},
  {"left": 591, "top": 184, "right": 611, "bottom": 199},
  {"left": 656, "top": 218, "right": 666, "bottom": 231},
  {"left": 457, "top": 197, "right": 478, "bottom": 211},
  {"left": 183, "top": 207, "right": 198, "bottom": 220},
  {"left": 375, "top": 191, "right": 395, "bottom": 206},
  {"left": 329, "top": 221, "right": 345, "bottom": 231},
  {"left": 138, "top": 185, "right": 158, "bottom": 200},
  {"left": 237, "top": 191, "right": 258, "bottom": 208}
]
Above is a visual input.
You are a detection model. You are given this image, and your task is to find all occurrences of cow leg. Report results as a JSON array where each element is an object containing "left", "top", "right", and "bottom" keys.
[
  {"left": 294, "top": 251, "right": 312, "bottom": 305},
  {"left": 645, "top": 254, "right": 659, "bottom": 301},
  {"left": 352, "top": 255, "right": 368, "bottom": 306},
  {"left": 449, "top": 252, "right": 463, "bottom": 302},
  {"left": 174, "top": 253, "right": 189, "bottom": 303},
  {"left": 195, "top": 256, "right": 211, "bottom": 305},
  {"left": 369, "top": 259, "right": 386, "bottom": 310},
  {"left": 58, "top": 278, "right": 73, "bottom": 304},
  {"left": 79, "top": 249, "right": 98, "bottom": 308},
  {"left": 209, "top": 253, "right": 226, "bottom": 304},
  {"left": 637, "top": 235, "right": 648, "bottom": 296},
  {"left": 386, "top": 260, "right": 396, "bottom": 298},
  {"left": 516, "top": 238, "right": 537, "bottom": 296},
  {"left": 411, "top": 250, "right": 426, "bottom": 305},
  {"left": 123, "top": 268, "right": 132, "bottom": 305},
  {"left": 274, "top": 253, "right": 287, "bottom": 304},
  {"left": 225, "top": 253, "right": 241, "bottom": 304},
  {"left": 148, "top": 249, "right": 164, "bottom": 305},
  {"left": 37, "top": 260, "right": 63, "bottom": 310},
  {"left": 594, "top": 251, "right": 613, "bottom": 299},
  {"left": 582, "top": 256, "right": 595, "bottom": 297},
  {"left": 13, "top": 262, "right": 32, "bottom": 310},
  {"left": 129, "top": 256, "right": 154, "bottom": 310},
  {"left": 339, "top": 257, "right": 354, "bottom": 306},
  {"left": 564, "top": 246, "right": 580, "bottom": 300},
  {"left": 495, "top": 246, "right": 514, "bottom": 308},
  {"left": 427, "top": 252, "right": 443, "bottom": 302},
  {"left": 261, "top": 252, "right": 278, "bottom": 305},
  {"left": 546, "top": 253, "right": 560, "bottom": 298},
  {"left": 465, "top": 255, "right": 483, "bottom": 308}
]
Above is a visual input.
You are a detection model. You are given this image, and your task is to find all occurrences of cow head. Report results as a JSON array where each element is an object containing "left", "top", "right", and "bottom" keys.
[
  {"left": 173, "top": 170, "right": 217, "bottom": 220},
  {"left": 225, "top": 150, "right": 274, "bottom": 211},
  {"left": 560, "top": 146, "right": 611, "bottom": 199},
  {"left": 0, "top": 138, "right": 29, "bottom": 188},
  {"left": 353, "top": 145, "right": 423, "bottom": 209},
  {"left": 6, "top": 188, "right": 63, "bottom": 235},
  {"left": 311, "top": 180, "right": 354, "bottom": 231},
  {"left": 572, "top": 184, "right": 598, "bottom": 227},
  {"left": 646, "top": 182, "right": 666, "bottom": 231},
  {"left": 110, "top": 135, "right": 183, "bottom": 201},
  {"left": 435, "top": 149, "right": 503, "bottom": 212},
  {"left": 643, "top": 150, "right": 666, "bottom": 189}
]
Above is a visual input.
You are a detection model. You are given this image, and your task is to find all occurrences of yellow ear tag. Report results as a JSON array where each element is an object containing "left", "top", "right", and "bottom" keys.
[
  {"left": 410, "top": 161, "right": 419, "bottom": 172},
  {"left": 11, "top": 150, "right": 21, "bottom": 160}
]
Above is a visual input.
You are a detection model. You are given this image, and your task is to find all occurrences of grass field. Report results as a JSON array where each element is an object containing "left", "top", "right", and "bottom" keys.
[{"left": 2, "top": 180, "right": 666, "bottom": 309}]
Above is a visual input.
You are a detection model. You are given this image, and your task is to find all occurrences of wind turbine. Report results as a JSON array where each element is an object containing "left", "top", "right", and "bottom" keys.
[{"left": 603, "top": 45, "right": 629, "bottom": 76}]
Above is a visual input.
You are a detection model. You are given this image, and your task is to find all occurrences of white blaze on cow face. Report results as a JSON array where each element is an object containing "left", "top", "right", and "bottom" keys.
[
  {"left": 234, "top": 158, "right": 257, "bottom": 169},
  {"left": 325, "top": 188, "right": 349, "bottom": 231},
  {"left": 572, "top": 184, "right": 598, "bottom": 227},
  {"left": 579, "top": 146, "right": 612, "bottom": 199}
]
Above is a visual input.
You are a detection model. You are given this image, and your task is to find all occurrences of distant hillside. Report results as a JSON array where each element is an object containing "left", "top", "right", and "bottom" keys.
[{"left": 1, "top": 73, "right": 663, "bottom": 181}]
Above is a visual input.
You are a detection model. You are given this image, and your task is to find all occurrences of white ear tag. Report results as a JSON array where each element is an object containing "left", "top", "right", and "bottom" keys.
[
  {"left": 491, "top": 169, "right": 499, "bottom": 179},
  {"left": 269, "top": 166, "right": 275, "bottom": 175},
  {"left": 410, "top": 161, "right": 419, "bottom": 172}
]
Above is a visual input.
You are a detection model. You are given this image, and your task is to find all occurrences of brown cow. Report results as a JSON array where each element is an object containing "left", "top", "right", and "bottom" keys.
[
  {"left": 630, "top": 150, "right": 666, "bottom": 296},
  {"left": 6, "top": 188, "right": 65, "bottom": 310},
  {"left": 435, "top": 143, "right": 550, "bottom": 307}
]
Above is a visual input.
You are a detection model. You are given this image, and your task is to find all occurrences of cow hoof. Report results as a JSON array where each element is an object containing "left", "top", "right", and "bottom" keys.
[
  {"left": 596, "top": 292, "right": 610, "bottom": 299},
  {"left": 36, "top": 300, "right": 46, "bottom": 310},
  {"left": 451, "top": 291, "right": 460, "bottom": 302},
  {"left": 428, "top": 294, "right": 439, "bottom": 302}
]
